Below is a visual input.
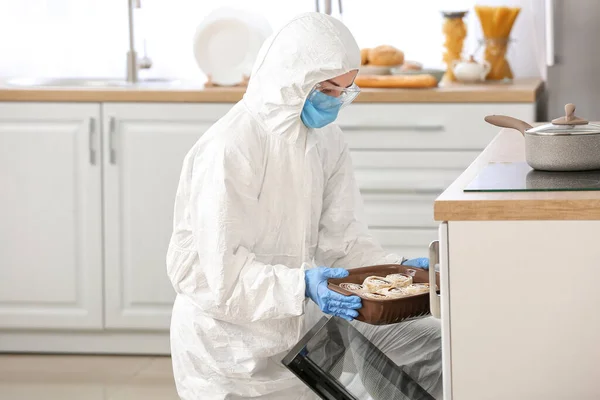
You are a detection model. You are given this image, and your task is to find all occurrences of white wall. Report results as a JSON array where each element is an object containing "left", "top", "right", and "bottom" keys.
[{"left": 0, "top": 0, "right": 545, "bottom": 81}]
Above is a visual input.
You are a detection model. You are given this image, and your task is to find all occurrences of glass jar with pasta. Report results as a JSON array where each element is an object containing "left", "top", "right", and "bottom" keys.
[
  {"left": 441, "top": 11, "right": 468, "bottom": 82},
  {"left": 475, "top": 5, "right": 521, "bottom": 81},
  {"left": 478, "top": 37, "right": 515, "bottom": 80}
]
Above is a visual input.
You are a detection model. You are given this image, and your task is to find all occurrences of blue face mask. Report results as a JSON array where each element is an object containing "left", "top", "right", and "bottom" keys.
[{"left": 301, "top": 90, "right": 343, "bottom": 129}]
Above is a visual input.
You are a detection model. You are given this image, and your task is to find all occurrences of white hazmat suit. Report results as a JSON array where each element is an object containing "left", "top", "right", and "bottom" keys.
[{"left": 167, "top": 12, "right": 441, "bottom": 400}]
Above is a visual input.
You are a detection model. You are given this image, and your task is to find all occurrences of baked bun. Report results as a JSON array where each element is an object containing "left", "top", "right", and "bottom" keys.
[
  {"left": 368, "top": 45, "right": 405, "bottom": 66},
  {"left": 385, "top": 273, "right": 413, "bottom": 288},
  {"left": 339, "top": 282, "right": 364, "bottom": 294},
  {"left": 360, "top": 48, "right": 370, "bottom": 65},
  {"left": 400, "top": 61, "right": 423, "bottom": 71},
  {"left": 363, "top": 276, "right": 393, "bottom": 292}
]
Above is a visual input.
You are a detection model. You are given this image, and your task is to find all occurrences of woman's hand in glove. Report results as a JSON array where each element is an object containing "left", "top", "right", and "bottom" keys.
[
  {"left": 305, "top": 267, "right": 362, "bottom": 321},
  {"left": 402, "top": 257, "right": 430, "bottom": 270}
]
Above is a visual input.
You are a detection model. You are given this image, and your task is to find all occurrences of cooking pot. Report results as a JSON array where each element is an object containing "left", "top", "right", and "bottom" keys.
[
  {"left": 485, "top": 103, "right": 600, "bottom": 171},
  {"left": 526, "top": 169, "right": 600, "bottom": 190}
]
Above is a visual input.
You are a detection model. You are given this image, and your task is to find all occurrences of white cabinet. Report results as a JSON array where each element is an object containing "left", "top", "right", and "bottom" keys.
[
  {"left": 0, "top": 102, "right": 229, "bottom": 335},
  {"left": 342, "top": 102, "right": 536, "bottom": 256},
  {"left": 102, "top": 104, "right": 231, "bottom": 329},
  {"left": 339, "top": 103, "right": 534, "bottom": 150},
  {"left": 0, "top": 103, "right": 103, "bottom": 329},
  {"left": 442, "top": 221, "right": 600, "bottom": 400},
  {"left": 0, "top": 100, "right": 537, "bottom": 353}
]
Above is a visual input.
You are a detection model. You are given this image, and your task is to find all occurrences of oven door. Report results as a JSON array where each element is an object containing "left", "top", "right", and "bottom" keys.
[{"left": 282, "top": 317, "right": 436, "bottom": 400}]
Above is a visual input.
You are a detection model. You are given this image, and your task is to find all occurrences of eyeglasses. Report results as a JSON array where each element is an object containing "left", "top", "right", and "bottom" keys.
[{"left": 307, "top": 82, "right": 361, "bottom": 110}]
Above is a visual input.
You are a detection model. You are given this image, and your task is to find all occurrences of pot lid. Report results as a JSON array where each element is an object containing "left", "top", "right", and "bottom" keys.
[{"left": 527, "top": 104, "right": 600, "bottom": 135}]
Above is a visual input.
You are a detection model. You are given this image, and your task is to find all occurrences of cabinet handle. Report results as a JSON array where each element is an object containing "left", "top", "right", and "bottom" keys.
[
  {"left": 428, "top": 240, "right": 441, "bottom": 319},
  {"left": 109, "top": 116, "right": 117, "bottom": 165},
  {"left": 340, "top": 125, "right": 445, "bottom": 132},
  {"left": 88, "top": 118, "right": 97, "bottom": 165}
]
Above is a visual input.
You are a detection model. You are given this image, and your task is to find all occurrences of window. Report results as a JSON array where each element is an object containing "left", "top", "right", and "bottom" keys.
[{"left": 0, "top": 0, "right": 542, "bottom": 80}]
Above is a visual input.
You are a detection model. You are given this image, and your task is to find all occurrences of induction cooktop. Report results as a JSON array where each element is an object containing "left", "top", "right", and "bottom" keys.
[{"left": 464, "top": 162, "right": 600, "bottom": 192}]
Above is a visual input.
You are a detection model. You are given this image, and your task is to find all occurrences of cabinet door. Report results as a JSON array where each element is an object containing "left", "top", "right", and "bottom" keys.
[
  {"left": 102, "top": 103, "right": 231, "bottom": 330},
  {"left": 0, "top": 103, "right": 103, "bottom": 329}
]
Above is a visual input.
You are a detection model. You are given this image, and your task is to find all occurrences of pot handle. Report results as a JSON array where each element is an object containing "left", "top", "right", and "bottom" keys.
[{"left": 484, "top": 115, "right": 533, "bottom": 136}]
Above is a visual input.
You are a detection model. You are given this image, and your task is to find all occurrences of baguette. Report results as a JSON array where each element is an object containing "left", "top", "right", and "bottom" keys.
[{"left": 354, "top": 74, "right": 438, "bottom": 89}]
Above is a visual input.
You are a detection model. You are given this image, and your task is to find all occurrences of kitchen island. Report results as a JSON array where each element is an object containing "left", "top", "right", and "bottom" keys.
[{"left": 434, "top": 129, "right": 600, "bottom": 400}]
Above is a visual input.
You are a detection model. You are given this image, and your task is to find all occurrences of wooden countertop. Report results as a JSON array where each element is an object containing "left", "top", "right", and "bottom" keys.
[
  {"left": 434, "top": 129, "right": 600, "bottom": 221},
  {"left": 0, "top": 78, "right": 543, "bottom": 103}
]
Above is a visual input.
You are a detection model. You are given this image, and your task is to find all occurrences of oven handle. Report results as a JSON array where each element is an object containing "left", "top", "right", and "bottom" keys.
[{"left": 428, "top": 240, "right": 441, "bottom": 319}]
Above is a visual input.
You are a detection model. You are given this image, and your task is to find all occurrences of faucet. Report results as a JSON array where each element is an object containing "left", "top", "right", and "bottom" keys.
[
  {"left": 126, "top": 0, "right": 152, "bottom": 83},
  {"left": 315, "top": 0, "right": 343, "bottom": 17}
]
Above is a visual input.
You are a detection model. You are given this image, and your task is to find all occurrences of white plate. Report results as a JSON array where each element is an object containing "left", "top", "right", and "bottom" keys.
[
  {"left": 358, "top": 65, "right": 401, "bottom": 76},
  {"left": 193, "top": 9, "right": 271, "bottom": 86}
]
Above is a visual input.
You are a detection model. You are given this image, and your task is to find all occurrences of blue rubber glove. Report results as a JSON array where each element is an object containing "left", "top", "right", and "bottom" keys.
[
  {"left": 305, "top": 267, "right": 362, "bottom": 321},
  {"left": 402, "top": 257, "right": 430, "bottom": 270}
]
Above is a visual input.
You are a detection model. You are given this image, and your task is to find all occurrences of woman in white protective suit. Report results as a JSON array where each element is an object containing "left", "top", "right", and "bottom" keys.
[{"left": 167, "top": 12, "right": 442, "bottom": 400}]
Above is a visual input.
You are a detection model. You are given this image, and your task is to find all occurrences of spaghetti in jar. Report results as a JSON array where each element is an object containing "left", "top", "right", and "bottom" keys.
[{"left": 475, "top": 5, "right": 521, "bottom": 81}]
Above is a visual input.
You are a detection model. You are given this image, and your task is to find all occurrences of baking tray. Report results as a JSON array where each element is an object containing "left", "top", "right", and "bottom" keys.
[{"left": 328, "top": 264, "right": 440, "bottom": 325}]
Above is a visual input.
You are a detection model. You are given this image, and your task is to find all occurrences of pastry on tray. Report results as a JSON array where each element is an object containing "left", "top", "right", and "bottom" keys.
[
  {"left": 338, "top": 282, "right": 365, "bottom": 294},
  {"left": 363, "top": 276, "right": 393, "bottom": 292},
  {"left": 376, "top": 287, "right": 407, "bottom": 298},
  {"left": 385, "top": 273, "right": 413, "bottom": 288},
  {"left": 362, "top": 292, "right": 389, "bottom": 300},
  {"left": 403, "top": 283, "right": 432, "bottom": 295}
]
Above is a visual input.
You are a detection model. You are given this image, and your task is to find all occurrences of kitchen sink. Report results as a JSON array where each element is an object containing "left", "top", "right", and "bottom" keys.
[{"left": 6, "top": 77, "right": 181, "bottom": 88}]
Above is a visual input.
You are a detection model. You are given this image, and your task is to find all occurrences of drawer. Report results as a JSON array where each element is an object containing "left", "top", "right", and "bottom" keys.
[
  {"left": 351, "top": 150, "right": 478, "bottom": 192},
  {"left": 370, "top": 228, "right": 439, "bottom": 259},
  {"left": 362, "top": 193, "right": 437, "bottom": 229},
  {"left": 338, "top": 103, "right": 535, "bottom": 150}
]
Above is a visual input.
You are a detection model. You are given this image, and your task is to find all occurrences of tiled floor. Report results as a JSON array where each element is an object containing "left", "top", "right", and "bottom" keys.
[{"left": 0, "top": 354, "right": 179, "bottom": 400}]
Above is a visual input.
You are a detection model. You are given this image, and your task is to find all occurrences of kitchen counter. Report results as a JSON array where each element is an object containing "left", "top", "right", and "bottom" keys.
[
  {"left": 434, "top": 129, "right": 600, "bottom": 400},
  {"left": 434, "top": 128, "right": 600, "bottom": 221},
  {"left": 0, "top": 78, "right": 543, "bottom": 103}
]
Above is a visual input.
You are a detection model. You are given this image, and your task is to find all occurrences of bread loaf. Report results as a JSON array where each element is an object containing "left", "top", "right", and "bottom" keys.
[{"left": 354, "top": 74, "right": 438, "bottom": 89}]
